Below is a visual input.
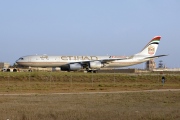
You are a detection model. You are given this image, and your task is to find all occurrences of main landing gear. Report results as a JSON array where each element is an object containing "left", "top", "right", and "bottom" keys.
[{"left": 86, "top": 69, "right": 98, "bottom": 73}]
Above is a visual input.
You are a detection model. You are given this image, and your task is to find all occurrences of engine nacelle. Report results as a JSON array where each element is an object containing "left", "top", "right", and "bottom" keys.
[
  {"left": 61, "top": 63, "right": 82, "bottom": 71},
  {"left": 89, "top": 61, "right": 103, "bottom": 69},
  {"left": 69, "top": 63, "right": 82, "bottom": 71}
]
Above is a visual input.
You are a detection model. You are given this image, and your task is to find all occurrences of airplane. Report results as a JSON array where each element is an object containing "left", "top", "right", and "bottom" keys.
[{"left": 16, "top": 36, "right": 167, "bottom": 72}]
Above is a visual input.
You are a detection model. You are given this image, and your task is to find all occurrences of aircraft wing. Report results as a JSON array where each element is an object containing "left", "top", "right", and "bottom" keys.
[
  {"left": 144, "top": 55, "right": 168, "bottom": 59},
  {"left": 99, "top": 58, "right": 128, "bottom": 63},
  {"left": 69, "top": 57, "right": 128, "bottom": 66}
]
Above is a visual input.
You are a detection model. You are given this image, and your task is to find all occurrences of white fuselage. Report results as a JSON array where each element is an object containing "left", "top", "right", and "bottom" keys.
[
  {"left": 16, "top": 55, "right": 147, "bottom": 68},
  {"left": 15, "top": 36, "right": 165, "bottom": 71}
]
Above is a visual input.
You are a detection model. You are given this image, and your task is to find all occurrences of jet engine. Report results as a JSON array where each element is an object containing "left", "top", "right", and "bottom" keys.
[
  {"left": 61, "top": 63, "right": 82, "bottom": 71},
  {"left": 89, "top": 61, "right": 103, "bottom": 69}
]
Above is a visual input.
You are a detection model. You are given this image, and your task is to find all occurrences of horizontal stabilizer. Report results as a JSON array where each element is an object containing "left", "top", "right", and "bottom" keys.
[{"left": 145, "top": 55, "right": 168, "bottom": 59}]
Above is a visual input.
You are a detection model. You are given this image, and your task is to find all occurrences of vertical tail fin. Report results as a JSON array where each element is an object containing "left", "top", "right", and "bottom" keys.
[{"left": 137, "top": 36, "right": 161, "bottom": 56}]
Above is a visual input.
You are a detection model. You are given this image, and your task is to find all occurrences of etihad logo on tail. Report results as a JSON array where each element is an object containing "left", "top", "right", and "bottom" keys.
[{"left": 148, "top": 46, "right": 155, "bottom": 55}]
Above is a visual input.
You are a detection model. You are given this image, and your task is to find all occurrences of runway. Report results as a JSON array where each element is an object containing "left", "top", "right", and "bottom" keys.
[{"left": 1, "top": 89, "right": 180, "bottom": 96}]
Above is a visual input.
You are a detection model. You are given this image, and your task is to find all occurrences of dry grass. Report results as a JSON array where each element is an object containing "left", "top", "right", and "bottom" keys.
[
  {"left": 0, "top": 72, "right": 180, "bottom": 119},
  {"left": 0, "top": 72, "right": 179, "bottom": 93},
  {"left": 0, "top": 91, "right": 180, "bottom": 120}
]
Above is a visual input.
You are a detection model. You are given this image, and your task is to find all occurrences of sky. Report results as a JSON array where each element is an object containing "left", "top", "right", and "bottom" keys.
[{"left": 0, "top": 0, "right": 180, "bottom": 68}]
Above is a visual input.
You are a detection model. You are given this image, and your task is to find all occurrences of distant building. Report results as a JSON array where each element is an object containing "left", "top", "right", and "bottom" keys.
[
  {"left": 158, "top": 60, "right": 165, "bottom": 68},
  {"left": 146, "top": 59, "right": 156, "bottom": 70},
  {"left": 0, "top": 62, "right": 10, "bottom": 69}
]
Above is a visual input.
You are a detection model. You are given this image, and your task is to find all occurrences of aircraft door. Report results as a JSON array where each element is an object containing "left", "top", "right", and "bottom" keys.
[
  {"left": 55, "top": 57, "right": 61, "bottom": 62},
  {"left": 28, "top": 57, "right": 31, "bottom": 62}
]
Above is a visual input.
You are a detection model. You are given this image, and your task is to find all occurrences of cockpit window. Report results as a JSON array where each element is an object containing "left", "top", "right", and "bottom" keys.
[{"left": 19, "top": 58, "right": 24, "bottom": 60}]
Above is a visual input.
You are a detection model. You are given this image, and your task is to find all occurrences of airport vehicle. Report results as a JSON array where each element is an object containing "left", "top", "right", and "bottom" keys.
[{"left": 16, "top": 36, "right": 167, "bottom": 72}]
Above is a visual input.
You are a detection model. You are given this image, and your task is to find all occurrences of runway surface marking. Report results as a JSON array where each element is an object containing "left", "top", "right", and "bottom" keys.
[{"left": 0, "top": 89, "right": 180, "bottom": 96}]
